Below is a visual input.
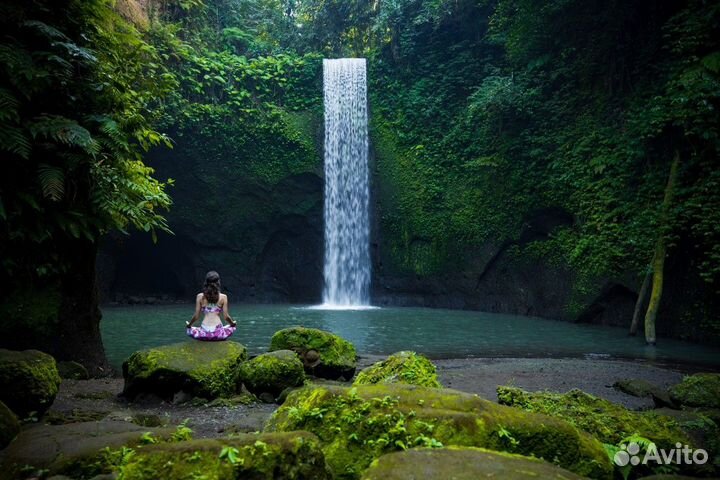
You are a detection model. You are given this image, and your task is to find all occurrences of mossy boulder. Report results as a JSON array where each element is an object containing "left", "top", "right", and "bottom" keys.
[
  {"left": 270, "top": 327, "right": 357, "bottom": 380},
  {"left": 653, "top": 407, "right": 720, "bottom": 468},
  {"left": 353, "top": 351, "right": 441, "bottom": 388},
  {"left": 0, "top": 348, "right": 61, "bottom": 418},
  {"left": 0, "top": 420, "right": 175, "bottom": 480},
  {"left": 361, "top": 446, "right": 586, "bottom": 480},
  {"left": 122, "top": 341, "right": 247, "bottom": 400},
  {"left": 238, "top": 350, "right": 306, "bottom": 401},
  {"left": 57, "top": 361, "right": 89, "bottom": 380},
  {"left": 266, "top": 383, "right": 612, "bottom": 479},
  {"left": 0, "top": 400, "right": 20, "bottom": 449},
  {"left": 497, "top": 386, "right": 692, "bottom": 452},
  {"left": 668, "top": 373, "right": 720, "bottom": 408},
  {"left": 117, "top": 431, "right": 330, "bottom": 479}
]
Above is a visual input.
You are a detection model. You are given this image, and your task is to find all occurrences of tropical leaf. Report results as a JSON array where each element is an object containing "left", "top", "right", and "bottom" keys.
[
  {"left": 0, "top": 124, "right": 31, "bottom": 158},
  {"left": 22, "top": 20, "right": 70, "bottom": 41},
  {"left": 37, "top": 164, "right": 65, "bottom": 201},
  {"left": 0, "top": 88, "right": 20, "bottom": 122},
  {"left": 29, "top": 115, "right": 100, "bottom": 154},
  {"left": 55, "top": 42, "right": 97, "bottom": 64}
]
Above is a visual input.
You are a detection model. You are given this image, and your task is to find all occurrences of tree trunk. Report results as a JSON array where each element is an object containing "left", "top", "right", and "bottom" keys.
[
  {"left": 56, "top": 237, "right": 110, "bottom": 376},
  {"left": 629, "top": 269, "right": 651, "bottom": 335},
  {"left": 644, "top": 151, "right": 680, "bottom": 345}
]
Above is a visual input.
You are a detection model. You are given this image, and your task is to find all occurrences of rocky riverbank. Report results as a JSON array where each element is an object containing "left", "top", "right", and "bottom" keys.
[
  {"left": 38, "top": 356, "right": 688, "bottom": 438},
  {"left": 2, "top": 332, "right": 719, "bottom": 479}
]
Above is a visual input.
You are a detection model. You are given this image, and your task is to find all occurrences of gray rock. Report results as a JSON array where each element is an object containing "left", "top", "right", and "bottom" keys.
[
  {"left": 361, "top": 447, "right": 586, "bottom": 480},
  {"left": 57, "top": 361, "right": 90, "bottom": 380},
  {"left": 0, "top": 420, "right": 174, "bottom": 479},
  {"left": 613, "top": 378, "right": 675, "bottom": 407},
  {"left": 0, "top": 400, "right": 19, "bottom": 449}
]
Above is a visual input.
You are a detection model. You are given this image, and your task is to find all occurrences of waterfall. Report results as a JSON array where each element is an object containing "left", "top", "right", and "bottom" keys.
[{"left": 321, "top": 58, "right": 371, "bottom": 307}]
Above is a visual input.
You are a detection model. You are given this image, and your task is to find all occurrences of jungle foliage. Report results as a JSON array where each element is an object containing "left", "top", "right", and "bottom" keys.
[
  {"left": 0, "top": 0, "right": 174, "bottom": 278},
  {"left": 285, "top": 0, "right": 720, "bottom": 338},
  {"left": 1, "top": 0, "right": 719, "bottom": 359}
]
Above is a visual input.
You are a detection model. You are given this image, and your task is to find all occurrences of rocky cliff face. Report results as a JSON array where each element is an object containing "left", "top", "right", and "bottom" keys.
[{"left": 98, "top": 110, "right": 324, "bottom": 304}]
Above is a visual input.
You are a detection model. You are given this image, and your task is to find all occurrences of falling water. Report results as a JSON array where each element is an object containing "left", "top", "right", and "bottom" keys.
[{"left": 321, "top": 58, "right": 371, "bottom": 308}]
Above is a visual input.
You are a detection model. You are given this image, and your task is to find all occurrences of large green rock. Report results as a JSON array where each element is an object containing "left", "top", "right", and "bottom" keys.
[
  {"left": 0, "top": 400, "right": 19, "bottom": 449},
  {"left": 117, "top": 431, "right": 331, "bottom": 479},
  {"left": 0, "top": 348, "right": 61, "bottom": 418},
  {"left": 122, "top": 341, "right": 247, "bottom": 400},
  {"left": 353, "top": 351, "right": 441, "bottom": 388},
  {"left": 270, "top": 327, "right": 357, "bottom": 380},
  {"left": 361, "top": 446, "right": 586, "bottom": 480},
  {"left": 266, "top": 383, "right": 612, "bottom": 479},
  {"left": 669, "top": 373, "right": 720, "bottom": 408},
  {"left": 0, "top": 420, "right": 175, "bottom": 480},
  {"left": 238, "top": 350, "right": 306, "bottom": 400},
  {"left": 497, "top": 386, "right": 692, "bottom": 450}
]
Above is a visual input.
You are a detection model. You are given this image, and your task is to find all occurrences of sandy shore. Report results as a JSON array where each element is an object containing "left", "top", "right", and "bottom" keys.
[{"left": 44, "top": 356, "right": 690, "bottom": 438}]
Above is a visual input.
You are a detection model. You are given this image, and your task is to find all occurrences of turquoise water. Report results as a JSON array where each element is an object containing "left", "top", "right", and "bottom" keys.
[{"left": 100, "top": 304, "right": 720, "bottom": 369}]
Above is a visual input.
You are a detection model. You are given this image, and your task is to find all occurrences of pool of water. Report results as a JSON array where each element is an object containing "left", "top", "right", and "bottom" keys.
[{"left": 100, "top": 304, "right": 720, "bottom": 369}]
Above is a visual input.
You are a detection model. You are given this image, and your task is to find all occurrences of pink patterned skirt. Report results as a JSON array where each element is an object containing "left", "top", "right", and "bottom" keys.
[{"left": 186, "top": 324, "right": 236, "bottom": 341}]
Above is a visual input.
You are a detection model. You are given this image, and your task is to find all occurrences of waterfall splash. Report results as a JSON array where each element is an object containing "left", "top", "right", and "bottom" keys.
[{"left": 319, "top": 58, "right": 372, "bottom": 309}]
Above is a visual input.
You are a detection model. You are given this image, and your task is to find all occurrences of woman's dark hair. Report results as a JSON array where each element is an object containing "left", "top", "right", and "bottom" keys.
[{"left": 203, "top": 271, "right": 221, "bottom": 304}]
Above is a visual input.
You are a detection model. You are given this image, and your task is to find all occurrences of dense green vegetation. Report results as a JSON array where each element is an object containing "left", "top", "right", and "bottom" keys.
[{"left": 0, "top": 0, "right": 719, "bottom": 368}]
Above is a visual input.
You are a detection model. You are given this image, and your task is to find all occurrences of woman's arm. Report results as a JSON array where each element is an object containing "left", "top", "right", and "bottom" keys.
[
  {"left": 187, "top": 294, "right": 202, "bottom": 327},
  {"left": 222, "top": 296, "right": 236, "bottom": 327}
]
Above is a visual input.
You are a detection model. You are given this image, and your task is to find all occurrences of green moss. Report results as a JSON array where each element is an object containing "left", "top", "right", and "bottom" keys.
[
  {"left": 238, "top": 350, "right": 306, "bottom": 399},
  {"left": 669, "top": 373, "right": 720, "bottom": 408},
  {"left": 266, "top": 383, "right": 612, "bottom": 479},
  {"left": 117, "top": 432, "right": 330, "bottom": 480},
  {"left": 353, "top": 351, "right": 441, "bottom": 388},
  {"left": 361, "top": 446, "right": 587, "bottom": 480},
  {"left": 0, "top": 348, "right": 61, "bottom": 418},
  {"left": 270, "top": 327, "right": 357, "bottom": 380},
  {"left": 122, "top": 341, "right": 247, "bottom": 400},
  {"left": 496, "top": 386, "right": 692, "bottom": 452}
]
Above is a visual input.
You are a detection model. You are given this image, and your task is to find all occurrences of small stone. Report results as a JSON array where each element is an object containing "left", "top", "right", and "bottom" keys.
[
  {"left": 259, "top": 392, "right": 276, "bottom": 403},
  {"left": 613, "top": 378, "right": 675, "bottom": 408},
  {"left": 57, "top": 361, "right": 90, "bottom": 380}
]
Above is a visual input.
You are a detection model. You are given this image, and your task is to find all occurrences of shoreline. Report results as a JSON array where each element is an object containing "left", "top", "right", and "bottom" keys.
[{"left": 46, "top": 356, "right": 693, "bottom": 439}]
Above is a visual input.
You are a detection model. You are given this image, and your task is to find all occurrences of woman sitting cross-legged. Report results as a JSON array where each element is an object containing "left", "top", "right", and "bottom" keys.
[{"left": 186, "top": 271, "right": 237, "bottom": 341}]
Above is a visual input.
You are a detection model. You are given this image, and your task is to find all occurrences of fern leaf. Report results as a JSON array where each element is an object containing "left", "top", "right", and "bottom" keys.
[
  {"left": 37, "top": 164, "right": 65, "bottom": 201},
  {"left": 0, "top": 88, "right": 20, "bottom": 122},
  {"left": 21, "top": 20, "right": 70, "bottom": 41},
  {"left": 55, "top": 42, "right": 97, "bottom": 65},
  {"left": 0, "top": 124, "right": 31, "bottom": 158},
  {"left": 29, "top": 115, "right": 99, "bottom": 154}
]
